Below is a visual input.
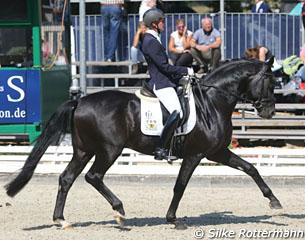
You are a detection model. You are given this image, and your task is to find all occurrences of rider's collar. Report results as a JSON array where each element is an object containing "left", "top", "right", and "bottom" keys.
[{"left": 146, "top": 29, "right": 161, "bottom": 44}]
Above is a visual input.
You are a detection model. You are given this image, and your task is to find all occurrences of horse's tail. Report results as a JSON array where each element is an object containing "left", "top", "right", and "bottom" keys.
[{"left": 5, "top": 100, "right": 78, "bottom": 197}]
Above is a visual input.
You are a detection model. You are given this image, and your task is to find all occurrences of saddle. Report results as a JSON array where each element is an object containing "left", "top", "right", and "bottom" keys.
[
  {"left": 140, "top": 81, "right": 191, "bottom": 128},
  {"left": 136, "top": 80, "right": 196, "bottom": 159}
]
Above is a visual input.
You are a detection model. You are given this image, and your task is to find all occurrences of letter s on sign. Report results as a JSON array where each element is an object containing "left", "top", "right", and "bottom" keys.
[{"left": 7, "top": 76, "right": 25, "bottom": 102}]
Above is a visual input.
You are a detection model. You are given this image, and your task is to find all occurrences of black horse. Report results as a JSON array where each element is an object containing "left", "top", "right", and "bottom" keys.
[{"left": 5, "top": 57, "right": 282, "bottom": 229}]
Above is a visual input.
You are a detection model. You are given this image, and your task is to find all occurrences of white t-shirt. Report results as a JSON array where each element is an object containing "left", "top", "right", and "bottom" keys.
[
  {"left": 170, "top": 30, "right": 193, "bottom": 51},
  {"left": 139, "top": 0, "right": 156, "bottom": 22}
]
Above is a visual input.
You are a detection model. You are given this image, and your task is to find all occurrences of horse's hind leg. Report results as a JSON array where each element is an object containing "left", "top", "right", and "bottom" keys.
[
  {"left": 85, "top": 146, "right": 125, "bottom": 226},
  {"left": 208, "top": 148, "right": 282, "bottom": 209},
  {"left": 53, "top": 150, "right": 93, "bottom": 228}
]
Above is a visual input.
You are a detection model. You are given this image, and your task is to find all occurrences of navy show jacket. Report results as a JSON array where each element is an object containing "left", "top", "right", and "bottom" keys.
[{"left": 141, "top": 32, "right": 188, "bottom": 90}]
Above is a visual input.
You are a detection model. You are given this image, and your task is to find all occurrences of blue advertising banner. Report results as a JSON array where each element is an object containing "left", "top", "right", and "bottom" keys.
[{"left": 0, "top": 70, "right": 41, "bottom": 124}]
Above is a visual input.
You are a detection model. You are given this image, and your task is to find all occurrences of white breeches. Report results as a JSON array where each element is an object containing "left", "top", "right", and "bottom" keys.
[{"left": 153, "top": 86, "right": 183, "bottom": 118}]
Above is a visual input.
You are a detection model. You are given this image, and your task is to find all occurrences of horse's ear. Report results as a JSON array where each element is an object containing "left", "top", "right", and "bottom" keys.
[{"left": 266, "top": 56, "right": 274, "bottom": 68}]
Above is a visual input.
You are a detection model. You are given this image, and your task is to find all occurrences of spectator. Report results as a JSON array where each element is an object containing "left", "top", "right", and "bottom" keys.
[
  {"left": 42, "top": 38, "right": 51, "bottom": 64},
  {"left": 244, "top": 45, "right": 282, "bottom": 72},
  {"left": 300, "top": 44, "right": 305, "bottom": 65},
  {"left": 130, "top": 0, "right": 156, "bottom": 73},
  {"left": 244, "top": 45, "right": 273, "bottom": 62},
  {"left": 131, "top": 22, "right": 146, "bottom": 74},
  {"left": 190, "top": 17, "right": 221, "bottom": 74},
  {"left": 101, "top": 0, "right": 124, "bottom": 62},
  {"left": 139, "top": 0, "right": 156, "bottom": 22},
  {"left": 168, "top": 19, "right": 193, "bottom": 67},
  {"left": 42, "top": 0, "right": 53, "bottom": 23},
  {"left": 302, "top": 0, "right": 305, "bottom": 28},
  {"left": 295, "top": 44, "right": 305, "bottom": 80},
  {"left": 251, "top": 0, "right": 271, "bottom": 13},
  {"left": 51, "top": 0, "right": 65, "bottom": 23}
]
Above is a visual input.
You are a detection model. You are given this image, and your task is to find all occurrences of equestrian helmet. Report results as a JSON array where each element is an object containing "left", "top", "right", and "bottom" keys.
[{"left": 143, "top": 8, "right": 165, "bottom": 28}]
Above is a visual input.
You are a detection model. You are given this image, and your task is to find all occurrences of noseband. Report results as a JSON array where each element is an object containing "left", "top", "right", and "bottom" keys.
[{"left": 251, "top": 66, "right": 274, "bottom": 111}]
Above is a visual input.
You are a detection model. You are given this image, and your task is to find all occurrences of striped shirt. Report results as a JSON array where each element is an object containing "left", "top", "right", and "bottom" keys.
[{"left": 101, "top": 0, "right": 124, "bottom": 4}]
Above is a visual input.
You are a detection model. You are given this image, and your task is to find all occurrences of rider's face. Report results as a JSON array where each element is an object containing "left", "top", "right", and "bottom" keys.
[{"left": 157, "top": 18, "right": 165, "bottom": 32}]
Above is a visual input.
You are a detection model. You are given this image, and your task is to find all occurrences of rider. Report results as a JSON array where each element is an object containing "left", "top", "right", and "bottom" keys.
[{"left": 141, "top": 8, "right": 194, "bottom": 160}]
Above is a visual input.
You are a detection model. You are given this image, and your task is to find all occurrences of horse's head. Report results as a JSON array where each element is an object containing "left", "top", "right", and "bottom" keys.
[{"left": 246, "top": 57, "right": 276, "bottom": 119}]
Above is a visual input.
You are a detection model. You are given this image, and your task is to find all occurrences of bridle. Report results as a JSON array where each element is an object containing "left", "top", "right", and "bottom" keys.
[
  {"left": 192, "top": 64, "right": 273, "bottom": 109},
  {"left": 251, "top": 66, "right": 274, "bottom": 111}
]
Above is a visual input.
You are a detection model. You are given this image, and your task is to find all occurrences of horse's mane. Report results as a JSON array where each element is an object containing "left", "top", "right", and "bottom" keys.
[
  {"left": 193, "top": 58, "right": 265, "bottom": 110},
  {"left": 203, "top": 58, "right": 263, "bottom": 83}
]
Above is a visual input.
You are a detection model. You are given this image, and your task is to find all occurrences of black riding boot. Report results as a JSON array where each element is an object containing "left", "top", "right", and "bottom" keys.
[{"left": 154, "top": 110, "right": 180, "bottom": 160}]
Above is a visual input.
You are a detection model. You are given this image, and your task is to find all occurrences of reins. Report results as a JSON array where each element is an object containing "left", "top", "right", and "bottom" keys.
[
  {"left": 190, "top": 64, "right": 273, "bottom": 108},
  {"left": 193, "top": 77, "right": 251, "bottom": 103}
]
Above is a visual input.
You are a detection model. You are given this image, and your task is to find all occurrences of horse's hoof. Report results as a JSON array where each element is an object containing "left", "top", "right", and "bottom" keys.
[
  {"left": 174, "top": 221, "right": 188, "bottom": 230},
  {"left": 269, "top": 200, "right": 283, "bottom": 209},
  {"left": 114, "top": 210, "right": 126, "bottom": 227},
  {"left": 54, "top": 219, "right": 73, "bottom": 230},
  {"left": 167, "top": 217, "right": 188, "bottom": 230}
]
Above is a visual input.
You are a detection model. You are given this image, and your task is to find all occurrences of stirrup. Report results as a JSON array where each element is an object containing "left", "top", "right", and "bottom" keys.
[{"left": 166, "top": 155, "right": 178, "bottom": 165}]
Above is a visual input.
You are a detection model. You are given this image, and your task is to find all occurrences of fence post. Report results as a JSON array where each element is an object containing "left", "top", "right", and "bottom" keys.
[
  {"left": 79, "top": 0, "right": 87, "bottom": 96},
  {"left": 220, "top": 0, "right": 225, "bottom": 60}
]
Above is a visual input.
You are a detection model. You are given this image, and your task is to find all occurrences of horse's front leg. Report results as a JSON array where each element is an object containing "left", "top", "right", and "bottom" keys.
[
  {"left": 208, "top": 148, "right": 282, "bottom": 209},
  {"left": 166, "top": 154, "right": 202, "bottom": 229}
]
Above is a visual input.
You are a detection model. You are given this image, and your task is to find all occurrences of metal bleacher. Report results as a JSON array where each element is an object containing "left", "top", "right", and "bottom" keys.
[{"left": 233, "top": 103, "right": 305, "bottom": 140}]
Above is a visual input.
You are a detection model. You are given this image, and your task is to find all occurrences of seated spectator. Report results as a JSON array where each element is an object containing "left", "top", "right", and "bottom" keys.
[
  {"left": 190, "top": 17, "right": 221, "bottom": 74},
  {"left": 168, "top": 19, "right": 193, "bottom": 67},
  {"left": 295, "top": 44, "right": 305, "bottom": 80},
  {"left": 131, "top": 22, "right": 146, "bottom": 74},
  {"left": 244, "top": 45, "right": 282, "bottom": 72},
  {"left": 244, "top": 45, "right": 273, "bottom": 62}
]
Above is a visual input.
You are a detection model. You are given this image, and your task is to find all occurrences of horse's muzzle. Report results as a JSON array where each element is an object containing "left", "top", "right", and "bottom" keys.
[
  {"left": 255, "top": 100, "right": 275, "bottom": 119},
  {"left": 256, "top": 104, "right": 275, "bottom": 119}
]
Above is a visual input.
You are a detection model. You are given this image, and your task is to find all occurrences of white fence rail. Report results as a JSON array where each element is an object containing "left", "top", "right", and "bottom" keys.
[{"left": 0, "top": 146, "right": 305, "bottom": 176}]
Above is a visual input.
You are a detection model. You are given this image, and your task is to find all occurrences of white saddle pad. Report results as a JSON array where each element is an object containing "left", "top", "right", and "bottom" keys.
[{"left": 135, "top": 90, "right": 196, "bottom": 136}]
